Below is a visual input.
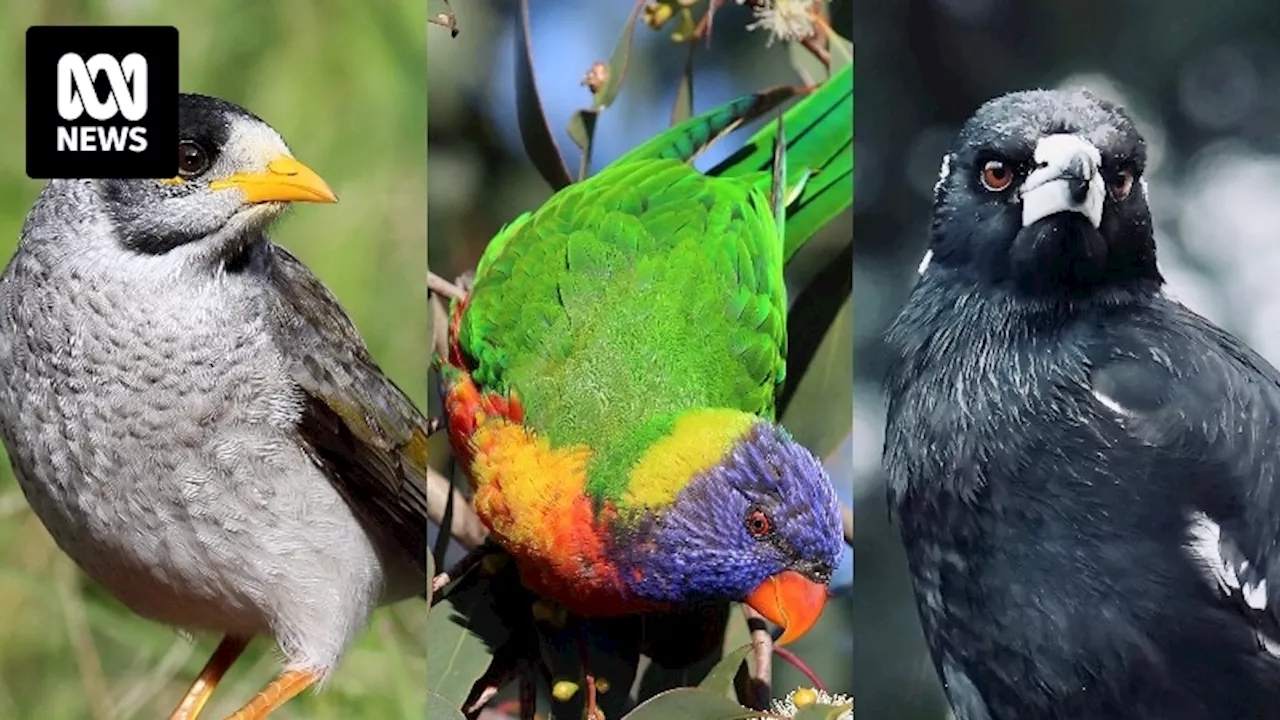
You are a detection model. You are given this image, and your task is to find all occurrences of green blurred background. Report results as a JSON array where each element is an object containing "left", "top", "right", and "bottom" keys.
[{"left": 0, "top": 2, "right": 426, "bottom": 718}]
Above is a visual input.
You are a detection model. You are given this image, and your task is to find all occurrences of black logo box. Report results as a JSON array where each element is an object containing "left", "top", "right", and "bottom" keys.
[{"left": 26, "top": 25, "right": 179, "bottom": 180}]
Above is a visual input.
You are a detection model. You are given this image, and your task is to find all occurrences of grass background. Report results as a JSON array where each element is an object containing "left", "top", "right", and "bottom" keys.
[{"left": 0, "top": 2, "right": 427, "bottom": 718}]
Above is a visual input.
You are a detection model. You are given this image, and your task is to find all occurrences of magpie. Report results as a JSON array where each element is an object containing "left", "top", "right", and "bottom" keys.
[{"left": 883, "top": 88, "right": 1280, "bottom": 719}]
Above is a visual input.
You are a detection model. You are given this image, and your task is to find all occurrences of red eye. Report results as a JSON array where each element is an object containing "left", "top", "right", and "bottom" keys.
[
  {"left": 980, "top": 160, "right": 1014, "bottom": 192},
  {"left": 1109, "top": 169, "right": 1135, "bottom": 201},
  {"left": 745, "top": 508, "right": 771, "bottom": 538}
]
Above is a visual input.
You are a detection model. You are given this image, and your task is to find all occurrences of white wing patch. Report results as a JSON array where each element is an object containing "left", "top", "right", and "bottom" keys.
[
  {"left": 917, "top": 249, "right": 934, "bottom": 275},
  {"left": 1186, "top": 511, "right": 1279, "bottom": 656}
]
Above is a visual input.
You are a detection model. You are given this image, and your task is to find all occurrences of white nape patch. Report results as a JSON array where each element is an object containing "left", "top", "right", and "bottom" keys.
[
  {"left": 1090, "top": 387, "right": 1131, "bottom": 416},
  {"left": 1020, "top": 134, "right": 1105, "bottom": 229},
  {"left": 917, "top": 249, "right": 934, "bottom": 275},
  {"left": 933, "top": 153, "right": 952, "bottom": 196}
]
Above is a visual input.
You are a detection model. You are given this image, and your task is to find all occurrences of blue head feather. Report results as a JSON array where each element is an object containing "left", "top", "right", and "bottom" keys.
[{"left": 614, "top": 421, "right": 844, "bottom": 603}]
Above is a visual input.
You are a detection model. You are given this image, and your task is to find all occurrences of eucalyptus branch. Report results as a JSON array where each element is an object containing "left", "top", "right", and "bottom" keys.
[
  {"left": 429, "top": 0, "right": 459, "bottom": 37},
  {"left": 428, "top": 466, "right": 488, "bottom": 550}
]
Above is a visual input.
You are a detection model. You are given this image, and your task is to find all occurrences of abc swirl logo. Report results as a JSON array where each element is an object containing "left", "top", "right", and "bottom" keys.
[{"left": 56, "top": 52, "right": 150, "bottom": 152}]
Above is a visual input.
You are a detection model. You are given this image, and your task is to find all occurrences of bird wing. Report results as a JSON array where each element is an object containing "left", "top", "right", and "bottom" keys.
[
  {"left": 265, "top": 244, "right": 430, "bottom": 570},
  {"left": 1087, "top": 295, "right": 1280, "bottom": 647},
  {"left": 458, "top": 159, "right": 787, "bottom": 473}
]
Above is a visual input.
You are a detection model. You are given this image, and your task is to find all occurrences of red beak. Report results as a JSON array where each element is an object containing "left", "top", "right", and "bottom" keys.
[{"left": 744, "top": 570, "right": 829, "bottom": 645}]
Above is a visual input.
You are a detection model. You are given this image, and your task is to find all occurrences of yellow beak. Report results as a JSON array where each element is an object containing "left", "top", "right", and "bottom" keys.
[{"left": 210, "top": 156, "right": 337, "bottom": 205}]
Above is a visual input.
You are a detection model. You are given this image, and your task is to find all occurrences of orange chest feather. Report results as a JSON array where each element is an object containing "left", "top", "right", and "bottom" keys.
[{"left": 443, "top": 368, "right": 657, "bottom": 614}]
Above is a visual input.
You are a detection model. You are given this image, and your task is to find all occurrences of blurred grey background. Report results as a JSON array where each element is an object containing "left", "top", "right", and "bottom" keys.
[{"left": 852, "top": 2, "right": 1280, "bottom": 718}]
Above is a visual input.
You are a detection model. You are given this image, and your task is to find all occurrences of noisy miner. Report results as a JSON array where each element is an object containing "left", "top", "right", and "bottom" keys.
[{"left": 0, "top": 93, "right": 428, "bottom": 720}]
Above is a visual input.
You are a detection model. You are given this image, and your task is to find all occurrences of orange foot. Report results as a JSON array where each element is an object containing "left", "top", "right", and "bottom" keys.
[{"left": 222, "top": 668, "right": 318, "bottom": 720}]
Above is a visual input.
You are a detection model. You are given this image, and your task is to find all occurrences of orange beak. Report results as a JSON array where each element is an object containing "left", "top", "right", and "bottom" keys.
[
  {"left": 210, "top": 156, "right": 337, "bottom": 205},
  {"left": 744, "top": 570, "right": 829, "bottom": 645}
]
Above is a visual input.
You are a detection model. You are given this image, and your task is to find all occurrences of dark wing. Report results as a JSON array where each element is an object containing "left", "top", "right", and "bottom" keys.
[
  {"left": 264, "top": 244, "right": 430, "bottom": 571},
  {"left": 1088, "top": 295, "right": 1280, "bottom": 649}
]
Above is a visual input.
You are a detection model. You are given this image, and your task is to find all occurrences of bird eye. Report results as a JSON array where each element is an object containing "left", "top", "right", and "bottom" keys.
[
  {"left": 1109, "top": 169, "right": 1135, "bottom": 201},
  {"left": 745, "top": 508, "right": 772, "bottom": 538},
  {"left": 979, "top": 160, "right": 1014, "bottom": 192},
  {"left": 177, "top": 141, "right": 210, "bottom": 178}
]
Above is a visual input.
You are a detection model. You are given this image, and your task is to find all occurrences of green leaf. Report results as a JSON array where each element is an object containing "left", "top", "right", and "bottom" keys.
[
  {"left": 566, "top": 109, "right": 599, "bottom": 182},
  {"left": 621, "top": 688, "right": 760, "bottom": 720},
  {"left": 425, "top": 578, "right": 509, "bottom": 711},
  {"left": 778, "top": 257, "right": 852, "bottom": 427},
  {"left": 794, "top": 702, "right": 854, "bottom": 720},
  {"left": 515, "top": 0, "right": 573, "bottom": 190},
  {"left": 426, "top": 689, "right": 467, "bottom": 720},
  {"left": 669, "top": 41, "right": 696, "bottom": 126},
  {"left": 564, "top": 0, "right": 647, "bottom": 182},
  {"left": 698, "top": 642, "right": 754, "bottom": 700},
  {"left": 592, "top": 0, "right": 647, "bottom": 109}
]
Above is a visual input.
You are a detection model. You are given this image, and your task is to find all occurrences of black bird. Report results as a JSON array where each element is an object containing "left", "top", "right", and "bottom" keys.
[{"left": 883, "top": 88, "right": 1280, "bottom": 720}]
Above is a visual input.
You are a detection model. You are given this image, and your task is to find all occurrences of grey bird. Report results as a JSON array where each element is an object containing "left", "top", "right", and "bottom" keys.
[{"left": 0, "top": 93, "right": 429, "bottom": 720}]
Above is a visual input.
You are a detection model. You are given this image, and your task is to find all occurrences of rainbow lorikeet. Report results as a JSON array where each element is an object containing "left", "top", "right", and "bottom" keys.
[{"left": 439, "top": 66, "right": 851, "bottom": 645}]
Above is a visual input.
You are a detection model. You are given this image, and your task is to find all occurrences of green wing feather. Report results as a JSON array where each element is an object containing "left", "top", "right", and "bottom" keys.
[
  {"left": 609, "top": 65, "right": 853, "bottom": 265},
  {"left": 711, "top": 64, "right": 853, "bottom": 264},
  {"left": 459, "top": 159, "right": 786, "bottom": 502}
]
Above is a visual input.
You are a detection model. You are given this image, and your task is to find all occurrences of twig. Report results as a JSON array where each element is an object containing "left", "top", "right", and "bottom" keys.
[
  {"left": 430, "top": 542, "right": 492, "bottom": 604},
  {"left": 463, "top": 652, "right": 524, "bottom": 718},
  {"left": 112, "top": 638, "right": 195, "bottom": 720},
  {"left": 55, "top": 561, "right": 111, "bottom": 720},
  {"left": 841, "top": 502, "right": 853, "bottom": 548},
  {"left": 742, "top": 605, "right": 774, "bottom": 710},
  {"left": 773, "top": 646, "right": 826, "bottom": 691},
  {"left": 427, "top": 417, "right": 445, "bottom": 437},
  {"left": 429, "top": 0, "right": 459, "bottom": 37},
  {"left": 693, "top": 0, "right": 729, "bottom": 45},
  {"left": 520, "top": 669, "right": 536, "bottom": 720},
  {"left": 428, "top": 270, "right": 467, "bottom": 302},
  {"left": 427, "top": 467, "right": 488, "bottom": 549},
  {"left": 430, "top": 292, "right": 451, "bottom": 360}
]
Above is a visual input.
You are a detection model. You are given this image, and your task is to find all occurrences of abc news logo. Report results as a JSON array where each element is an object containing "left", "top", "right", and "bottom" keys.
[
  {"left": 26, "top": 26, "right": 178, "bottom": 179},
  {"left": 56, "top": 52, "right": 150, "bottom": 153}
]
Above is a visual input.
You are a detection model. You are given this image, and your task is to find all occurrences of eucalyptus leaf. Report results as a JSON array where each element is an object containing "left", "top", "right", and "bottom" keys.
[
  {"left": 669, "top": 41, "right": 696, "bottom": 126},
  {"left": 592, "top": 0, "right": 648, "bottom": 109},
  {"left": 621, "top": 688, "right": 760, "bottom": 720},
  {"left": 566, "top": 110, "right": 599, "bottom": 181},
  {"left": 426, "top": 689, "right": 468, "bottom": 720},
  {"left": 779, "top": 272, "right": 852, "bottom": 433},
  {"left": 515, "top": 0, "right": 573, "bottom": 190},
  {"left": 699, "top": 642, "right": 754, "bottom": 700},
  {"left": 425, "top": 579, "right": 509, "bottom": 711}
]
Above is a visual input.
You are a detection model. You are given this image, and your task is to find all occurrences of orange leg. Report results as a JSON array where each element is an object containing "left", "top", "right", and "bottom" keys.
[
  {"left": 167, "top": 635, "right": 251, "bottom": 720},
  {"left": 222, "top": 668, "right": 318, "bottom": 720}
]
